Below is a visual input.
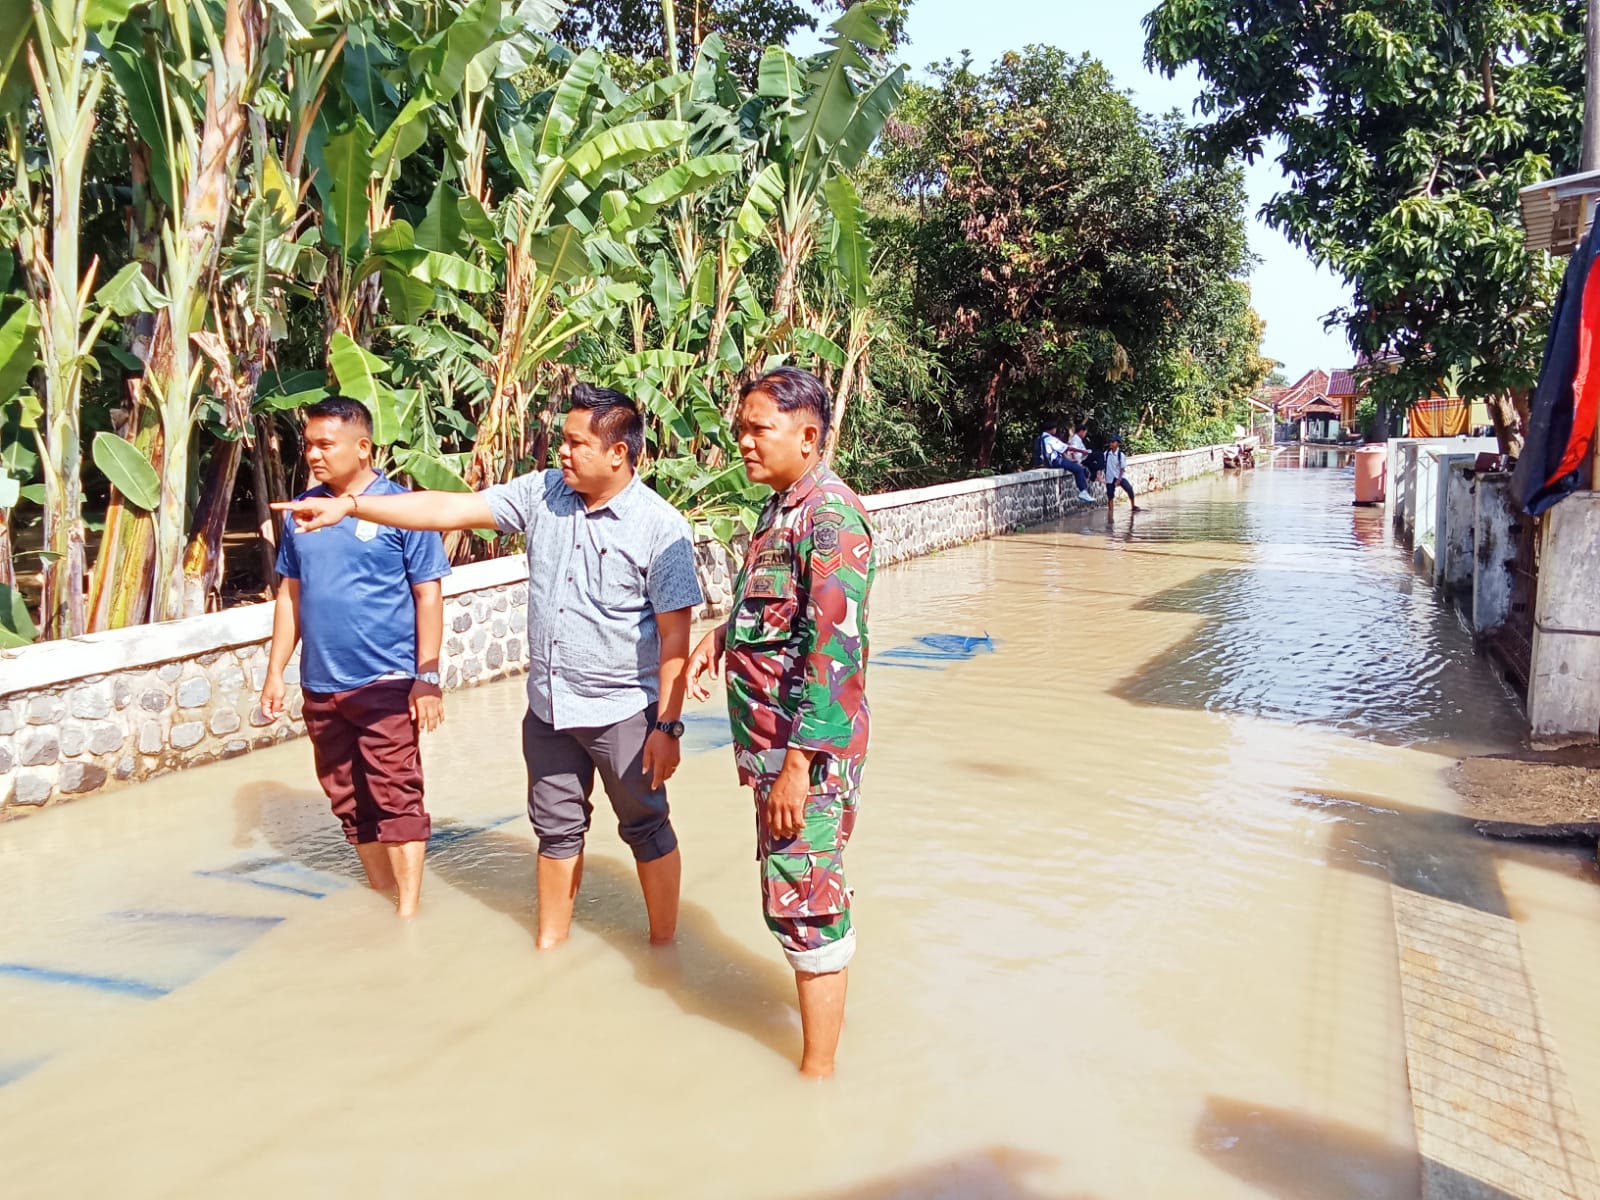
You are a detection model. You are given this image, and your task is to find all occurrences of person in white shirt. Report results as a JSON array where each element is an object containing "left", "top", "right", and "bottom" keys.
[
  {"left": 1104, "top": 435, "right": 1141, "bottom": 511},
  {"left": 1031, "top": 420, "right": 1095, "bottom": 502}
]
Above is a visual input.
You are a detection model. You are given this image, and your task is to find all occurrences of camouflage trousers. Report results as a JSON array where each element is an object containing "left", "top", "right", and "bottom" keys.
[{"left": 752, "top": 755, "right": 863, "bottom": 974}]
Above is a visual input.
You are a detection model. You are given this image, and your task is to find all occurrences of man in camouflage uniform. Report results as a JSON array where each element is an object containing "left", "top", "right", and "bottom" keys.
[{"left": 688, "top": 366, "right": 872, "bottom": 1078}]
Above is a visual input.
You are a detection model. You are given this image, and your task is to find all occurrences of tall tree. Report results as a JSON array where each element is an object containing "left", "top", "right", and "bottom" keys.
[
  {"left": 1145, "top": 0, "right": 1585, "bottom": 444},
  {"left": 557, "top": 0, "right": 910, "bottom": 72},
  {"left": 878, "top": 50, "right": 1261, "bottom": 466}
]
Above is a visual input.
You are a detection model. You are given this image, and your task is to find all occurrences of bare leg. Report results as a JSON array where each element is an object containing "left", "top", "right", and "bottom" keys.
[
  {"left": 386, "top": 840, "right": 426, "bottom": 917},
  {"left": 635, "top": 848, "right": 681, "bottom": 944},
  {"left": 795, "top": 968, "right": 848, "bottom": 1077},
  {"left": 537, "top": 852, "right": 584, "bottom": 949},
  {"left": 354, "top": 843, "right": 398, "bottom": 894}
]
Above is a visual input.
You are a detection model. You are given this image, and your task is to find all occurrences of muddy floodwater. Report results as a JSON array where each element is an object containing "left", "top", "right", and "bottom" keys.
[{"left": 5, "top": 449, "right": 1600, "bottom": 1199}]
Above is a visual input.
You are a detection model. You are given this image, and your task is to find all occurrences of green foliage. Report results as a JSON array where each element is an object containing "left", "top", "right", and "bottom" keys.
[
  {"left": 1145, "top": 0, "right": 1582, "bottom": 411},
  {"left": 556, "top": 0, "right": 913, "bottom": 74},
  {"left": 3, "top": 0, "right": 1277, "bottom": 642},
  {"left": 90, "top": 432, "right": 161, "bottom": 510},
  {"left": 866, "top": 49, "right": 1267, "bottom": 467}
]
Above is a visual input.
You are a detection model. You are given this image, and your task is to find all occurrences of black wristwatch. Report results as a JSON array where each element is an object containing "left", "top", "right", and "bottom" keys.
[{"left": 654, "top": 719, "right": 685, "bottom": 739}]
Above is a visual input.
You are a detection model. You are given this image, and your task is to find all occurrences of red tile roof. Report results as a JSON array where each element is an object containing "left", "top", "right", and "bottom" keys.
[
  {"left": 1271, "top": 369, "right": 1331, "bottom": 416},
  {"left": 1327, "top": 368, "right": 1358, "bottom": 398}
]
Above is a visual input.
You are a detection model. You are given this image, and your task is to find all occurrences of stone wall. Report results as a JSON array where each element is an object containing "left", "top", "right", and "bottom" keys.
[
  {"left": 864, "top": 470, "right": 1088, "bottom": 566},
  {"left": 1, "top": 442, "right": 1243, "bottom": 814},
  {"left": 0, "top": 559, "right": 534, "bottom": 810}
]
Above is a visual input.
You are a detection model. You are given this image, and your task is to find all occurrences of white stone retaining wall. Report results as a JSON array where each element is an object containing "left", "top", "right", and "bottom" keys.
[{"left": 0, "top": 441, "right": 1241, "bottom": 813}]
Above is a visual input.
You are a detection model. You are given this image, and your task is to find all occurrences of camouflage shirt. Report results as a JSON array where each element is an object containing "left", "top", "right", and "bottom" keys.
[{"left": 725, "top": 464, "right": 873, "bottom": 787}]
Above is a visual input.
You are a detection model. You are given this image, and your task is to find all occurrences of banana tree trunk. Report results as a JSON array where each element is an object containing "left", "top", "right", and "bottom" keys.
[
  {"left": 249, "top": 415, "right": 285, "bottom": 590},
  {"left": 181, "top": 439, "right": 243, "bottom": 616},
  {"left": 771, "top": 221, "right": 812, "bottom": 332},
  {"left": 150, "top": 0, "right": 261, "bottom": 623},
  {"left": 823, "top": 316, "right": 870, "bottom": 465},
  {"left": 0, "top": 506, "right": 14, "bottom": 588},
  {"left": 24, "top": 27, "right": 104, "bottom": 640}
]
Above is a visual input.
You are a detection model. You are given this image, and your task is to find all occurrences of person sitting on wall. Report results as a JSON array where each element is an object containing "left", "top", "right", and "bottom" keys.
[
  {"left": 1030, "top": 420, "right": 1095, "bottom": 502},
  {"left": 261, "top": 395, "right": 451, "bottom": 918},
  {"left": 1071, "top": 423, "right": 1103, "bottom": 483}
]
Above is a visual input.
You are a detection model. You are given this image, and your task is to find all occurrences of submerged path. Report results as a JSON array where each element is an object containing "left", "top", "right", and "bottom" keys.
[{"left": 2, "top": 451, "right": 1599, "bottom": 1198}]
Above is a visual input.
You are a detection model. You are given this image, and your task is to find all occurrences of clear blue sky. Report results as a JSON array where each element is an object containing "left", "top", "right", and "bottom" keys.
[{"left": 805, "top": 0, "right": 1358, "bottom": 381}]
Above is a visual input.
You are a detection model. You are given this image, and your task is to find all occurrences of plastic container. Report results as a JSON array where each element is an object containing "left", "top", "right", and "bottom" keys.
[{"left": 1354, "top": 443, "right": 1386, "bottom": 505}]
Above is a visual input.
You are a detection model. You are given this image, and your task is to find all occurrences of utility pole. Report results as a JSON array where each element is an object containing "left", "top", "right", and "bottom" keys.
[{"left": 1586, "top": 0, "right": 1600, "bottom": 171}]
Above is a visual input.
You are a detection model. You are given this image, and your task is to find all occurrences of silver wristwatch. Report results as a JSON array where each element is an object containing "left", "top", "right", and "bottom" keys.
[{"left": 415, "top": 671, "right": 441, "bottom": 686}]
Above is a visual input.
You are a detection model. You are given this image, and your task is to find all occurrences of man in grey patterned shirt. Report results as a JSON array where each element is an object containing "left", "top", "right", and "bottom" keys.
[{"left": 274, "top": 385, "right": 704, "bottom": 949}]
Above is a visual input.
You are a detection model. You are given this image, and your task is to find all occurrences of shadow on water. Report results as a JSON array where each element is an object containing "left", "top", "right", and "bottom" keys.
[
  {"left": 776, "top": 1148, "right": 1094, "bottom": 1200},
  {"left": 1075, "top": 464, "right": 1523, "bottom": 750},
  {"left": 1301, "top": 790, "right": 1511, "bottom": 918},
  {"left": 232, "top": 781, "right": 802, "bottom": 1065},
  {"left": 1195, "top": 1095, "right": 1425, "bottom": 1199}
]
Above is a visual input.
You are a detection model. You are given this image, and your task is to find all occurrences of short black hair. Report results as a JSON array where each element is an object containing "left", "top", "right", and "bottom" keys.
[
  {"left": 739, "top": 366, "right": 832, "bottom": 447},
  {"left": 303, "top": 394, "right": 372, "bottom": 435},
  {"left": 1042, "top": 418, "right": 1059, "bottom": 433},
  {"left": 1075, "top": 422, "right": 1088, "bottom": 433},
  {"left": 569, "top": 383, "right": 644, "bottom": 465}
]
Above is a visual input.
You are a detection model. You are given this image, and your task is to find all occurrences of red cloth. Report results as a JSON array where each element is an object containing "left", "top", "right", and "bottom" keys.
[{"left": 1548, "top": 252, "right": 1600, "bottom": 488}]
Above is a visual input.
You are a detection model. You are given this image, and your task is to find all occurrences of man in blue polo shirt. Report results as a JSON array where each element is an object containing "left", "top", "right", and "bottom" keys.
[
  {"left": 262, "top": 395, "right": 450, "bottom": 917},
  {"left": 273, "top": 385, "right": 702, "bottom": 950}
]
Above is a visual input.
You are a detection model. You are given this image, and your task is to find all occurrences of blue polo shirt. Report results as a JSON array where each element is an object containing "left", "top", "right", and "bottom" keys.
[{"left": 275, "top": 473, "right": 451, "bottom": 695}]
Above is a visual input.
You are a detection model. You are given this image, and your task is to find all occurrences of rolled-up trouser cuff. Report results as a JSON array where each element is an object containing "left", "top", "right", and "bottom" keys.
[
  {"left": 537, "top": 835, "right": 585, "bottom": 860},
  {"left": 784, "top": 929, "right": 856, "bottom": 974},
  {"left": 631, "top": 822, "right": 678, "bottom": 863}
]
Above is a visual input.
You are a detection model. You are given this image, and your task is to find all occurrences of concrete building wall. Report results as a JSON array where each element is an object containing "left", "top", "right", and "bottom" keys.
[
  {"left": 0, "top": 442, "right": 1246, "bottom": 814},
  {"left": 1528, "top": 494, "right": 1600, "bottom": 742},
  {"left": 1472, "top": 474, "right": 1519, "bottom": 638},
  {"left": 1443, "top": 464, "right": 1478, "bottom": 595}
]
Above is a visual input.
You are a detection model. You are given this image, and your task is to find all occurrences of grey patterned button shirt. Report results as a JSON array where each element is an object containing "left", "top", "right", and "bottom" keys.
[{"left": 483, "top": 469, "right": 704, "bottom": 730}]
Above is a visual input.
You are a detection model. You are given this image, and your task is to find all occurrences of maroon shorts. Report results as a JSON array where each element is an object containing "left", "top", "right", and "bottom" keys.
[{"left": 301, "top": 679, "right": 431, "bottom": 845}]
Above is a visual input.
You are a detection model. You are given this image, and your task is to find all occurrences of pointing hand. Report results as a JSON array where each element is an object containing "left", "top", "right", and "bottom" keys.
[{"left": 270, "top": 495, "right": 354, "bottom": 533}]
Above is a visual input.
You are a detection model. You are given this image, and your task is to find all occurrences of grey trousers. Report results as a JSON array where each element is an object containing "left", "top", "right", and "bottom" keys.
[{"left": 521, "top": 705, "right": 677, "bottom": 862}]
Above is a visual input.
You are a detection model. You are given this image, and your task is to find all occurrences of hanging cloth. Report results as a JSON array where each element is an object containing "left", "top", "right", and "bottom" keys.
[{"left": 1514, "top": 217, "right": 1600, "bottom": 514}]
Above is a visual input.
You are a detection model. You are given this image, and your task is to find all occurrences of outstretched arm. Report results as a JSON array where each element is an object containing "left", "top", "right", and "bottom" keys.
[{"left": 272, "top": 489, "right": 495, "bottom": 534}]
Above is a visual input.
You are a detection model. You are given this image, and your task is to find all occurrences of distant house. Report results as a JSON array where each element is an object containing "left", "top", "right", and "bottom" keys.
[
  {"left": 1270, "top": 370, "right": 1341, "bottom": 442},
  {"left": 1327, "top": 368, "right": 1360, "bottom": 429}
]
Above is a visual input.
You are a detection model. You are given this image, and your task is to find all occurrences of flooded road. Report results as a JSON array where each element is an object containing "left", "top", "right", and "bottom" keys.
[{"left": 4, "top": 450, "right": 1600, "bottom": 1198}]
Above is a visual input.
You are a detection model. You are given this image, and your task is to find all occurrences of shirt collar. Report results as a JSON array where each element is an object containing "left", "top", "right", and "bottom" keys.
[
  {"left": 778, "top": 462, "right": 828, "bottom": 510},
  {"left": 577, "top": 469, "right": 642, "bottom": 517}
]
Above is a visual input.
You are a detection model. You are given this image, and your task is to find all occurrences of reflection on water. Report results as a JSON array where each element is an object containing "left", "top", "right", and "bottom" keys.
[
  {"left": 0, "top": 448, "right": 1595, "bottom": 1200},
  {"left": 1101, "top": 452, "right": 1521, "bottom": 749}
]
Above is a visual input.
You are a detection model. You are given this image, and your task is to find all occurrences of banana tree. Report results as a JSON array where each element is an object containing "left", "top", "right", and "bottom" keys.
[
  {"left": 86, "top": 0, "right": 271, "bottom": 628},
  {"left": 453, "top": 48, "right": 740, "bottom": 489},
  {"left": 755, "top": 2, "right": 904, "bottom": 335},
  {"left": 0, "top": 260, "right": 40, "bottom": 642},
  {"left": 0, "top": 0, "right": 140, "bottom": 637}
]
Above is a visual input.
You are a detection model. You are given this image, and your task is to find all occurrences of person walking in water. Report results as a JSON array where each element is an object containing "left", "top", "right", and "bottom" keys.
[
  {"left": 262, "top": 396, "right": 450, "bottom": 918},
  {"left": 1104, "top": 434, "right": 1141, "bottom": 512},
  {"left": 274, "top": 385, "right": 703, "bottom": 948},
  {"left": 687, "top": 367, "right": 873, "bottom": 1078}
]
